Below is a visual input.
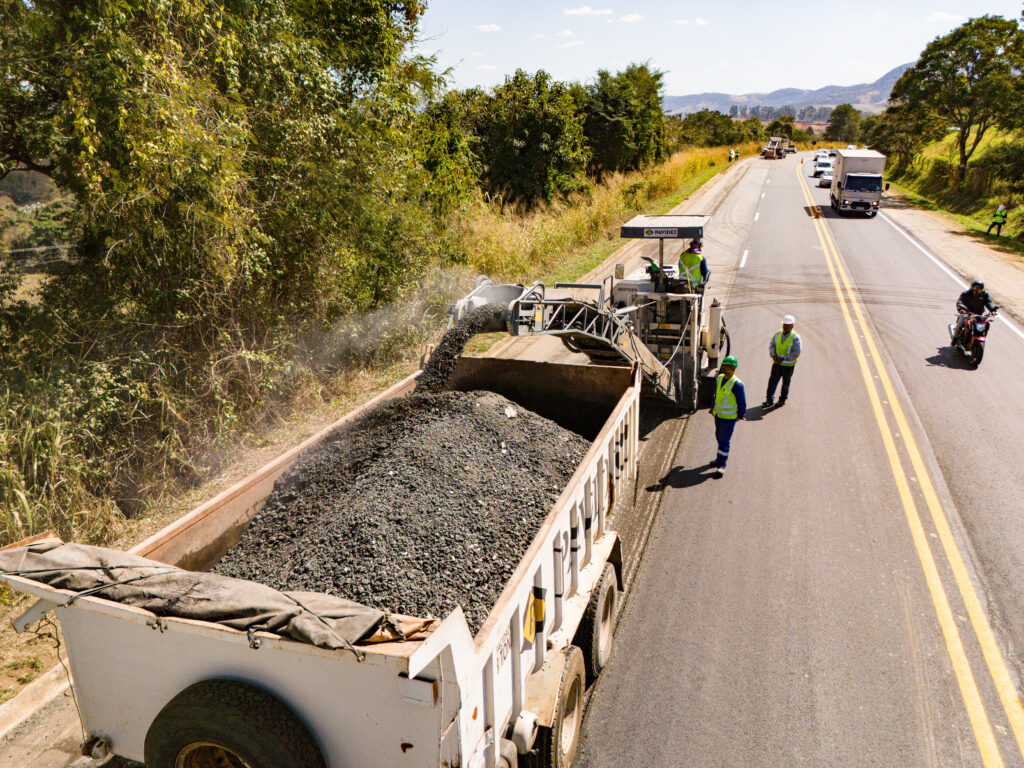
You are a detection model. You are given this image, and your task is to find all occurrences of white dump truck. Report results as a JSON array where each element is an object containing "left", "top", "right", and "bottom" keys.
[
  {"left": 829, "top": 148, "right": 887, "bottom": 217},
  {"left": 0, "top": 356, "right": 640, "bottom": 768}
]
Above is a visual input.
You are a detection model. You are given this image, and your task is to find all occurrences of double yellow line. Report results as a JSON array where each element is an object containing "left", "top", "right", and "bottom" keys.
[{"left": 795, "top": 161, "right": 1024, "bottom": 768}]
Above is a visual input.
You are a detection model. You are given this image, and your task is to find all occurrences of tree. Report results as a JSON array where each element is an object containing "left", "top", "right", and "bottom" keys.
[
  {"left": 668, "top": 109, "right": 745, "bottom": 148},
  {"left": 890, "top": 15, "right": 1024, "bottom": 181},
  {"left": 468, "top": 70, "right": 589, "bottom": 206},
  {"left": 861, "top": 104, "right": 946, "bottom": 171},
  {"left": 729, "top": 104, "right": 739, "bottom": 118},
  {"left": 582, "top": 63, "right": 668, "bottom": 179},
  {"left": 767, "top": 114, "right": 795, "bottom": 139},
  {"left": 825, "top": 104, "right": 862, "bottom": 143}
]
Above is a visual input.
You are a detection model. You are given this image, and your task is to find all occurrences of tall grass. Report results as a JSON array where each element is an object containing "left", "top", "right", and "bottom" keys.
[{"left": 456, "top": 144, "right": 759, "bottom": 280}]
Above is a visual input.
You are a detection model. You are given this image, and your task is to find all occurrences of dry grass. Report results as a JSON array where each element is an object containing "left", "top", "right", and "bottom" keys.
[{"left": 454, "top": 145, "right": 758, "bottom": 281}]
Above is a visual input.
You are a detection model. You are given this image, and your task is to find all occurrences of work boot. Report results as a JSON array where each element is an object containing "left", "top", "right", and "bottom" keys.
[
  {"left": 713, "top": 466, "right": 725, "bottom": 478},
  {"left": 762, "top": 397, "right": 774, "bottom": 407},
  {"left": 778, "top": 398, "right": 787, "bottom": 406}
]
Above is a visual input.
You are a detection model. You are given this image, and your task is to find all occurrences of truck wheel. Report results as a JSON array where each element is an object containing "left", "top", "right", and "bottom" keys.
[
  {"left": 144, "top": 679, "right": 326, "bottom": 768},
  {"left": 526, "top": 647, "right": 586, "bottom": 768},
  {"left": 576, "top": 564, "right": 619, "bottom": 681}
]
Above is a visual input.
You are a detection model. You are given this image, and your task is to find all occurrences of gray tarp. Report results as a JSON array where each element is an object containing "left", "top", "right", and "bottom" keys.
[{"left": 0, "top": 538, "right": 432, "bottom": 653}]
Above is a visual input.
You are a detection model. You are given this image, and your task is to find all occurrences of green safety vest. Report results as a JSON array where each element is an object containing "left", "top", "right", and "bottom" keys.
[
  {"left": 994, "top": 209, "right": 1008, "bottom": 223},
  {"left": 774, "top": 330, "right": 799, "bottom": 366},
  {"left": 713, "top": 374, "right": 741, "bottom": 419},
  {"left": 680, "top": 252, "right": 704, "bottom": 284}
]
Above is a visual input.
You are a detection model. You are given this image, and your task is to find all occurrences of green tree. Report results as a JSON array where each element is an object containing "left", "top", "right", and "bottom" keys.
[
  {"left": 861, "top": 104, "right": 946, "bottom": 171},
  {"left": 468, "top": 70, "right": 590, "bottom": 206},
  {"left": 890, "top": 15, "right": 1024, "bottom": 181},
  {"left": 668, "top": 109, "right": 744, "bottom": 149},
  {"left": 582, "top": 63, "right": 668, "bottom": 179},
  {"left": 825, "top": 104, "right": 862, "bottom": 143},
  {"left": 767, "top": 115, "right": 795, "bottom": 139}
]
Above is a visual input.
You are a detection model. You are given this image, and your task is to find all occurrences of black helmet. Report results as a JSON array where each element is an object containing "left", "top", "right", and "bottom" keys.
[{"left": 971, "top": 279, "right": 984, "bottom": 289}]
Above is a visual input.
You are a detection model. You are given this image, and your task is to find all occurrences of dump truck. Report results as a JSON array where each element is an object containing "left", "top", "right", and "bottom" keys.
[
  {"left": 829, "top": 148, "right": 886, "bottom": 217},
  {"left": 0, "top": 214, "right": 728, "bottom": 768},
  {"left": 761, "top": 136, "right": 787, "bottom": 160},
  {"left": 1, "top": 359, "right": 638, "bottom": 768}
]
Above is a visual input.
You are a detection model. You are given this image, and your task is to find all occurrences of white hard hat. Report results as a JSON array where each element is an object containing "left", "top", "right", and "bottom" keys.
[{"left": 783, "top": 314, "right": 795, "bottom": 325}]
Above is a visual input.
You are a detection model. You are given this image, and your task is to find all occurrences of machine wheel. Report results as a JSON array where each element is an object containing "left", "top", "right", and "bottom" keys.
[
  {"left": 971, "top": 341, "right": 984, "bottom": 367},
  {"left": 525, "top": 647, "right": 586, "bottom": 768},
  {"left": 866, "top": 210, "right": 877, "bottom": 218},
  {"left": 144, "top": 680, "right": 325, "bottom": 768},
  {"left": 575, "top": 564, "right": 619, "bottom": 681}
]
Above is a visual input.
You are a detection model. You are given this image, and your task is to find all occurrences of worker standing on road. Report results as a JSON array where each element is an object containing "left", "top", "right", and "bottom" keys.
[
  {"left": 763, "top": 315, "right": 801, "bottom": 407},
  {"left": 987, "top": 204, "right": 1008, "bottom": 236},
  {"left": 679, "top": 238, "right": 709, "bottom": 292},
  {"left": 709, "top": 356, "right": 746, "bottom": 478}
]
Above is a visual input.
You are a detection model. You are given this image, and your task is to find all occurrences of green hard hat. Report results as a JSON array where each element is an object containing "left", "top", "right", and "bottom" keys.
[{"left": 722, "top": 355, "right": 738, "bottom": 367}]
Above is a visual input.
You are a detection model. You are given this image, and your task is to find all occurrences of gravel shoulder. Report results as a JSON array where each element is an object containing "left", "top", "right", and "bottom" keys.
[{"left": 882, "top": 194, "right": 1024, "bottom": 324}]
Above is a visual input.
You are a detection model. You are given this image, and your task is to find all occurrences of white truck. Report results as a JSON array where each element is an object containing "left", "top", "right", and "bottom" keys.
[
  {"left": 829, "top": 149, "right": 886, "bottom": 218},
  {"left": 0, "top": 355, "right": 640, "bottom": 768}
]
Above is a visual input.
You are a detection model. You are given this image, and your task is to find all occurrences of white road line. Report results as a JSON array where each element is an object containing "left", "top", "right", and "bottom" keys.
[
  {"left": 761, "top": 192, "right": 766, "bottom": 199},
  {"left": 754, "top": 212, "right": 760, "bottom": 222},
  {"left": 740, "top": 249, "right": 749, "bottom": 268},
  {"left": 880, "top": 213, "right": 1024, "bottom": 344}
]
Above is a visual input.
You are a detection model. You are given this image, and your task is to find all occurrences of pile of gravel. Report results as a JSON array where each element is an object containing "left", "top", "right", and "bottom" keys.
[
  {"left": 214, "top": 390, "right": 590, "bottom": 633},
  {"left": 417, "top": 303, "right": 505, "bottom": 393}
]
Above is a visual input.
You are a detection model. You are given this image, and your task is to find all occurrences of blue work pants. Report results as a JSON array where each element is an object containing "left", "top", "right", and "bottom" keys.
[{"left": 714, "top": 417, "right": 737, "bottom": 468}]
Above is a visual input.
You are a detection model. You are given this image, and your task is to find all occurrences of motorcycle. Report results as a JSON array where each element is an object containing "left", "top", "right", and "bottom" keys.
[{"left": 948, "top": 310, "right": 997, "bottom": 367}]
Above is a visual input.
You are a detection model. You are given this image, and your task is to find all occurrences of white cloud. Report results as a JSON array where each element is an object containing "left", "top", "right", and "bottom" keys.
[
  {"left": 926, "top": 11, "right": 965, "bottom": 24},
  {"left": 471, "top": 51, "right": 483, "bottom": 57},
  {"left": 556, "top": 29, "right": 575, "bottom": 37},
  {"left": 619, "top": 13, "right": 643, "bottom": 23},
  {"left": 477, "top": 64, "right": 496, "bottom": 70},
  {"left": 559, "top": 40, "right": 584, "bottom": 48},
  {"left": 672, "top": 19, "right": 688, "bottom": 25},
  {"left": 695, "top": 17, "right": 709, "bottom": 26},
  {"left": 565, "top": 5, "right": 613, "bottom": 15},
  {"left": 475, "top": 23, "right": 500, "bottom": 32},
  {"left": 533, "top": 33, "right": 547, "bottom": 39}
]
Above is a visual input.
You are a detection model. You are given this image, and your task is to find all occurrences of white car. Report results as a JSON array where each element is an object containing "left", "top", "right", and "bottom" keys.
[
  {"left": 812, "top": 159, "right": 833, "bottom": 177},
  {"left": 818, "top": 170, "right": 834, "bottom": 188}
]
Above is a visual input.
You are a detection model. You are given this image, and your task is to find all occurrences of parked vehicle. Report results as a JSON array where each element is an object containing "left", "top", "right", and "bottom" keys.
[
  {"left": 829, "top": 149, "right": 886, "bottom": 218},
  {"left": 949, "top": 310, "right": 997, "bottom": 367}
]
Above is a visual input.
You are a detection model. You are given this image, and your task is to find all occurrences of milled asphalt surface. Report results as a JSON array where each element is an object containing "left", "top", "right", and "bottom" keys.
[{"left": 576, "top": 155, "right": 1024, "bottom": 767}]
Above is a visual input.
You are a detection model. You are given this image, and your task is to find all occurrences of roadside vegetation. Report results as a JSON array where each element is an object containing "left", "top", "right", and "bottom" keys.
[
  {"left": 863, "top": 14, "right": 1024, "bottom": 244},
  {"left": 0, "top": 1, "right": 755, "bottom": 550}
]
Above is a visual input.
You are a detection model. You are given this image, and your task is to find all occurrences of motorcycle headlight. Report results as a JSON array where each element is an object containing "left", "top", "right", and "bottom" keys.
[{"left": 975, "top": 323, "right": 987, "bottom": 332}]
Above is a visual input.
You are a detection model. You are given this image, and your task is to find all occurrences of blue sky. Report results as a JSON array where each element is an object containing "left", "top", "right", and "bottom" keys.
[{"left": 416, "top": 1, "right": 1023, "bottom": 96}]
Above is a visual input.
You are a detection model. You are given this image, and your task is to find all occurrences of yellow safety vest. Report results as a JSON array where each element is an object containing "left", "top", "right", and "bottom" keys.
[
  {"left": 680, "top": 252, "right": 704, "bottom": 284},
  {"left": 713, "top": 374, "right": 740, "bottom": 419},
  {"left": 774, "top": 330, "right": 798, "bottom": 366},
  {"left": 994, "top": 209, "right": 1008, "bottom": 223}
]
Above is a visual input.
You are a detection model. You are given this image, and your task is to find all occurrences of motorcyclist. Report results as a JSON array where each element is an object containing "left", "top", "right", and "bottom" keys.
[
  {"left": 679, "top": 238, "right": 709, "bottom": 292},
  {"left": 954, "top": 280, "right": 998, "bottom": 342}
]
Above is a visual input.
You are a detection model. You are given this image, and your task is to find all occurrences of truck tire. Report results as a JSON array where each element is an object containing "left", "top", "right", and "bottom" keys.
[
  {"left": 576, "top": 564, "right": 619, "bottom": 681},
  {"left": 525, "top": 647, "right": 586, "bottom": 768},
  {"left": 144, "top": 679, "right": 326, "bottom": 768}
]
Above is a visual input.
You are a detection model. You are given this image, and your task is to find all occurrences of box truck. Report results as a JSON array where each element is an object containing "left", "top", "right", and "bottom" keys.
[{"left": 829, "top": 149, "right": 886, "bottom": 217}]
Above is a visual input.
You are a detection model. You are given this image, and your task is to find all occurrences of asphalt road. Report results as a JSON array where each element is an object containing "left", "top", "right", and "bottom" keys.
[{"left": 577, "top": 154, "right": 1024, "bottom": 768}]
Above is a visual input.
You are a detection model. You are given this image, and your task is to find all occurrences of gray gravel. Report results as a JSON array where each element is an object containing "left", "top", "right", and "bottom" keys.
[
  {"left": 214, "top": 390, "right": 589, "bottom": 633},
  {"left": 416, "top": 303, "right": 505, "bottom": 392}
]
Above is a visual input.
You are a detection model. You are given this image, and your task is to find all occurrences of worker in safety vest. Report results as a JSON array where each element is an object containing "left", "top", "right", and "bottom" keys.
[
  {"left": 679, "top": 238, "right": 709, "bottom": 291},
  {"left": 763, "top": 314, "right": 801, "bottom": 408},
  {"left": 987, "top": 204, "right": 1008, "bottom": 236},
  {"left": 708, "top": 355, "right": 746, "bottom": 477}
]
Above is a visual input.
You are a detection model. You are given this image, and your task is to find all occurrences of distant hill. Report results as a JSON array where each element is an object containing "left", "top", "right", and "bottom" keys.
[{"left": 663, "top": 63, "right": 913, "bottom": 116}]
